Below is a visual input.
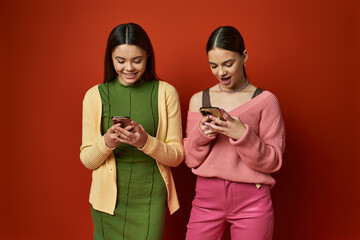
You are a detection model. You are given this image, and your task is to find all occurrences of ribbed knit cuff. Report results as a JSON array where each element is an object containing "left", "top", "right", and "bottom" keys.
[
  {"left": 187, "top": 123, "right": 216, "bottom": 146},
  {"left": 229, "top": 124, "right": 251, "bottom": 146},
  {"left": 138, "top": 133, "right": 153, "bottom": 152},
  {"left": 80, "top": 136, "right": 115, "bottom": 170},
  {"left": 97, "top": 136, "right": 116, "bottom": 153}
]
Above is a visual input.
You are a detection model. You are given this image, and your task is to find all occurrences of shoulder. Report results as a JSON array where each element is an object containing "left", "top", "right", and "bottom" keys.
[
  {"left": 159, "top": 80, "right": 179, "bottom": 97},
  {"left": 262, "top": 91, "right": 280, "bottom": 104},
  {"left": 189, "top": 84, "right": 217, "bottom": 112},
  {"left": 257, "top": 91, "right": 282, "bottom": 114},
  {"left": 159, "top": 80, "right": 176, "bottom": 91},
  {"left": 83, "top": 84, "right": 101, "bottom": 103},
  {"left": 188, "top": 91, "right": 203, "bottom": 112},
  {"left": 84, "top": 84, "right": 100, "bottom": 96}
]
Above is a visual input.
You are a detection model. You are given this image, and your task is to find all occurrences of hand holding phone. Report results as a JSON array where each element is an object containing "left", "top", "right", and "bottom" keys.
[
  {"left": 104, "top": 116, "right": 133, "bottom": 148},
  {"left": 200, "top": 107, "right": 246, "bottom": 140},
  {"left": 199, "top": 107, "right": 225, "bottom": 121},
  {"left": 111, "top": 116, "right": 132, "bottom": 128},
  {"left": 110, "top": 117, "right": 148, "bottom": 148}
]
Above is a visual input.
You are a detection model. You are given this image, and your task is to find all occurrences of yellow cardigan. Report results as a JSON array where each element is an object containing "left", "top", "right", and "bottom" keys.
[{"left": 80, "top": 80, "right": 184, "bottom": 215}]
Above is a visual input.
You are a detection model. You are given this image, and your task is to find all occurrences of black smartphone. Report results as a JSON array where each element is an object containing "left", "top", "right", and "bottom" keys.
[
  {"left": 111, "top": 116, "right": 132, "bottom": 128},
  {"left": 199, "top": 107, "right": 225, "bottom": 120}
]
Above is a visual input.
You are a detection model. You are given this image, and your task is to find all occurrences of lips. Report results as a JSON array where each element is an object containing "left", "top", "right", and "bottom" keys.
[
  {"left": 123, "top": 72, "right": 138, "bottom": 79},
  {"left": 220, "top": 76, "right": 231, "bottom": 85}
]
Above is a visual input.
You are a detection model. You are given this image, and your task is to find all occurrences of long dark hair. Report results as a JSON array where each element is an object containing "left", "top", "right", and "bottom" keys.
[
  {"left": 206, "top": 26, "right": 247, "bottom": 78},
  {"left": 104, "top": 23, "right": 158, "bottom": 83}
]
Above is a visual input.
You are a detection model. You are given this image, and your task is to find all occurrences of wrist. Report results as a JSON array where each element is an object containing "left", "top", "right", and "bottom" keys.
[
  {"left": 137, "top": 134, "right": 148, "bottom": 149},
  {"left": 229, "top": 125, "right": 246, "bottom": 141},
  {"left": 104, "top": 134, "right": 116, "bottom": 148}
]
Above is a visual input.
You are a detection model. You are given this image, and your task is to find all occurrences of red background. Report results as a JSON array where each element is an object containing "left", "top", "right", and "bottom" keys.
[{"left": 1, "top": 0, "right": 359, "bottom": 239}]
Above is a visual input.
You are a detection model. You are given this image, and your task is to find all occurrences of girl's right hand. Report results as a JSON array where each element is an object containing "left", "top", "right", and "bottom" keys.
[
  {"left": 104, "top": 123, "right": 122, "bottom": 148},
  {"left": 200, "top": 116, "right": 218, "bottom": 137}
]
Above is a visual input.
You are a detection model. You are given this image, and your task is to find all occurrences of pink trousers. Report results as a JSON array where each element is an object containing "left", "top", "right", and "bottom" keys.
[{"left": 186, "top": 177, "right": 274, "bottom": 240}]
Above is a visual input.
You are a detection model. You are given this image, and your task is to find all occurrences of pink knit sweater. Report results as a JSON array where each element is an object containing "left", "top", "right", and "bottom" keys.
[{"left": 184, "top": 91, "right": 285, "bottom": 187}]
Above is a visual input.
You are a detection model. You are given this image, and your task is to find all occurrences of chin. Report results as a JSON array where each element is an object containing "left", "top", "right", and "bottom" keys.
[
  {"left": 125, "top": 79, "right": 141, "bottom": 85},
  {"left": 118, "top": 73, "right": 143, "bottom": 85}
]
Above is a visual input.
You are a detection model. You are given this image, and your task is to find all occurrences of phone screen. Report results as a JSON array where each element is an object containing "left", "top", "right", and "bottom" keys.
[
  {"left": 111, "top": 116, "right": 131, "bottom": 127},
  {"left": 199, "top": 107, "right": 224, "bottom": 120}
]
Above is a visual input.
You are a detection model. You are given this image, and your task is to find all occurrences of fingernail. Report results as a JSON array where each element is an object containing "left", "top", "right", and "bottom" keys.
[
  {"left": 204, "top": 122, "right": 209, "bottom": 125},
  {"left": 208, "top": 115, "right": 213, "bottom": 119}
]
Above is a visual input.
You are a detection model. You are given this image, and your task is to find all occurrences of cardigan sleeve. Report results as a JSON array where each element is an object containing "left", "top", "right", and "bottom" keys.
[
  {"left": 183, "top": 112, "right": 216, "bottom": 168},
  {"left": 139, "top": 83, "right": 184, "bottom": 167},
  {"left": 80, "top": 86, "right": 115, "bottom": 170},
  {"left": 229, "top": 93, "right": 285, "bottom": 173}
]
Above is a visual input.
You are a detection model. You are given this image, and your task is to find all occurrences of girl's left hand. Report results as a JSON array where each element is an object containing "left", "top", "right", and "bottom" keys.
[
  {"left": 115, "top": 121, "right": 148, "bottom": 148},
  {"left": 205, "top": 109, "right": 246, "bottom": 140}
]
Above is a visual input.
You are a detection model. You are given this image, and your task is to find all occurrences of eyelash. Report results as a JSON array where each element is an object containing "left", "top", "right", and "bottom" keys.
[
  {"left": 117, "top": 60, "right": 142, "bottom": 64},
  {"left": 211, "top": 63, "right": 233, "bottom": 69}
]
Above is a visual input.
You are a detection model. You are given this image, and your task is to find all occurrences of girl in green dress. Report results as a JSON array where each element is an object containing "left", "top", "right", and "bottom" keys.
[{"left": 80, "top": 23, "right": 184, "bottom": 240}]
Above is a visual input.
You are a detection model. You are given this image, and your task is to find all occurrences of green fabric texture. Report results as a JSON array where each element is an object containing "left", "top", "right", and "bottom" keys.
[{"left": 92, "top": 79, "right": 166, "bottom": 240}]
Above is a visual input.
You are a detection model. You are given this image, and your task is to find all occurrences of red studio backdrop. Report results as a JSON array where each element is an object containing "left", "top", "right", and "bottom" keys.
[{"left": 1, "top": 0, "right": 359, "bottom": 239}]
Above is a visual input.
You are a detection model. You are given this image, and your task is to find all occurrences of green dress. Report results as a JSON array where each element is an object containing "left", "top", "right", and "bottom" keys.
[{"left": 91, "top": 79, "right": 166, "bottom": 240}]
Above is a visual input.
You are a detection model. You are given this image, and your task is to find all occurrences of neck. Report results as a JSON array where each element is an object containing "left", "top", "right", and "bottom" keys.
[{"left": 219, "top": 78, "right": 249, "bottom": 93}]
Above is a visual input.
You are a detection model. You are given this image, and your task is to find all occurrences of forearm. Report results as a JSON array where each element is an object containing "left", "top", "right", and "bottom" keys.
[
  {"left": 231, "top": 124, "right": 285, "bottom": 173},
  {"left": 140, "top": 135, "right": 184, "bottom": 167},
  {"left": 80, "top": 136, "right": 115, "bottom": 170},
  {"left": 139, "top": 83, "right": 185, "bottom": 167},
  {"left": 184, "top": 123, "right": 215, "bottom": 168},
  {"left": 80, "top": 85, "right": 114, "bottom": 170}
]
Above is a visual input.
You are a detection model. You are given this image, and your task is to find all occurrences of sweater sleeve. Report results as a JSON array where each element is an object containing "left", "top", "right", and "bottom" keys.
[
  {"left": 80, "top": 86, "right": 115, "bottom": 170},
  {"left": 139, "top": 84, "right": 184, "bottom": 167},
  {"left": 230, "top": 94, "right": 285, "bottom": 173},
  {"left": 183, "top": 112, "right": 216, "bottom": 168}
]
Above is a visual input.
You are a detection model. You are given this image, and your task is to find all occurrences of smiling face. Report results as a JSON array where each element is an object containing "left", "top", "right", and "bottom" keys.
[
  {"left": 112, "top": 44, "right": 147, "bottom": 85},
  {"left": 208, "top": 48, "right": 248, "bottom": 90}
]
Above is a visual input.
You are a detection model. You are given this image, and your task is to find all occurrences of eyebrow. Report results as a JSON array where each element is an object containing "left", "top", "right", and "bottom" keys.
[
  {"left": 115, "top": 56, "right": 143, "bottom": 60},
  {"left": 209, "top": 59, "right": 234, "bottom": 65}
]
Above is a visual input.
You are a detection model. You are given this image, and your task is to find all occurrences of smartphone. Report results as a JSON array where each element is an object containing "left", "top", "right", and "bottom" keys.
[
  {"left": 111, "top": 116, "right": 132, "bottom": 128},
  {"left": 199, "top": 107, "right": 225, "bottom": 120}
]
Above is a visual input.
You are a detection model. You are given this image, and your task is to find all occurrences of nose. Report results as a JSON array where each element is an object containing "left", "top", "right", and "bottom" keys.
[
  {"left": 218, "top": 67, "right": 227, "bottom": 76},
  {"left": 125, "top": 62, "right": 134, "bottom": 71}
]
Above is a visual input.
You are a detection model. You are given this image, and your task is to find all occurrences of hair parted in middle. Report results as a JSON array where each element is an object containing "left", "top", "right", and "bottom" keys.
[
  {"left": 206, "top": 26, "right": 247, "bottom": 78},
  {"left": 104, "top": 23, "right": 158, "bottom": 83}
]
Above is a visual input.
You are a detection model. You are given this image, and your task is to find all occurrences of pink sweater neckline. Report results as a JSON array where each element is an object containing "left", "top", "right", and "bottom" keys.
[{"left": 188, "top": 90, "right": 271, "bottom": 117}]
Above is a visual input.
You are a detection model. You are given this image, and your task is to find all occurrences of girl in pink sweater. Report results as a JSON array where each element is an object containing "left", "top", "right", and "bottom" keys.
[{"left": 184, "top": 26, "right": 285, "bottom": 240}]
